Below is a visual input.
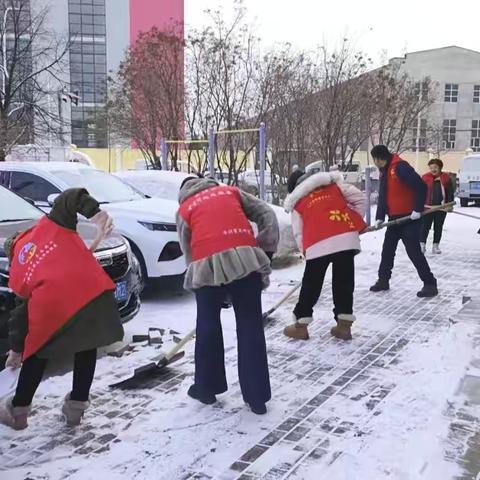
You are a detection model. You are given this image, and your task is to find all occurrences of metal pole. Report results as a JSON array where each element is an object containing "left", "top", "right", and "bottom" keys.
[
  {"left": 365, "top": 166, "right": 372, "bottom": 226},
  {"left": 2, "top": 8, "right": 13, "bottom": 98},
  {"left": 207, "top": 128, "right": 215, "bottom": 178},
  {"left": 57, "top": 91, "right": 65, "bottom": 146},
  {"left": 160, "top": 138, "right": 167, "bottom": 170},
  {"left": 415, "top": 114, "right": 420, "bottom": 171},
  {"left": 259, "top": 122, "right": 266, "bottom": 201}
]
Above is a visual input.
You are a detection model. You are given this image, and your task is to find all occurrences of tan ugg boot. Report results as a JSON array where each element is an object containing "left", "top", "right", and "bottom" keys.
[
  {"left": 62, "top": 394, "right": 90, "bottom": 427},
  {"left": 330, "top": 314, "right": 355, "bottom": 341},
  {"left": 283, "top": 316, "right": 311, "bottom": 340},
  {"left": 0, "top": 397, "right": 31, "bottom": 430}
]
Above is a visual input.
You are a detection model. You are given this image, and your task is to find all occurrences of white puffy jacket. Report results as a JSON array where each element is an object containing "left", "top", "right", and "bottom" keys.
[{"left": 284, "top": 172, "right": 366, "bottom": 260}]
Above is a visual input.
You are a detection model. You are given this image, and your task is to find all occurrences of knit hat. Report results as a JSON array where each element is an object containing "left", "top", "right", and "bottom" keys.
[
  {"left": 428, "top": 158, "right": 443, "bottom": 170},
  {"left": 287, "top": 169, "right": 306, "bottom": 194}
]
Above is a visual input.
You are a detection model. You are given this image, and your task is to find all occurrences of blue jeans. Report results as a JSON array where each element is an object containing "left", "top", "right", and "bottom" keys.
[
  {"left": 193, "top": 273, "right": 271, "bottom": 406},
  {"left": 378, "top": 220, "right": 436, "bottom": 284}
]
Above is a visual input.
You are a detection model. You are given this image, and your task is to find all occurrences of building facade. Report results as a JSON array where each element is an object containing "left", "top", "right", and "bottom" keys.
[
  {"left": 390, "top": 46, "right": 480, "bottom": 154},
  {"left": 38, "top": 0, "right": 184, "bottom": 148}
]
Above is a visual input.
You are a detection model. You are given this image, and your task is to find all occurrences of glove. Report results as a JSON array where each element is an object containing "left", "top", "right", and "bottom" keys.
[
  {"left": 410, "top": 211, "right": 422, "bottom": 221},
  {"left": 89, "top": 211, "right": 114, "bottom": 252},
  {"left": 5, "top": 350, "right": 22, "bottom": 369},
  {"left": 90, "top": 211, "right": 114, "bottom": 236}
]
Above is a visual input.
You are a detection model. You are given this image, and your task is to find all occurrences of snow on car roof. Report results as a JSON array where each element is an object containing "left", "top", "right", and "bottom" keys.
[{"left": 0, "top": 161, "right": 95, "bottom": 172}]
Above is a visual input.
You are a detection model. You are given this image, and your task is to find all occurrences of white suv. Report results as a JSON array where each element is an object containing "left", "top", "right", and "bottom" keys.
[{"left": 0, "top": 162, "right": 186, "bottom": 282}]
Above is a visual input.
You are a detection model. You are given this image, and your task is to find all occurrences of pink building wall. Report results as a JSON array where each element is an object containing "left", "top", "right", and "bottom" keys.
[
  {"left": 129, "top": 0, "right": 184, "bottom": 42},
  {"left": 129, "top": 0, "right": 185, "bottom": 140}
]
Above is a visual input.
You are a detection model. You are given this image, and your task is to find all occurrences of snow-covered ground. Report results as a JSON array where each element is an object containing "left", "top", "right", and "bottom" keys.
[{"left": 1, "top": 206, "right": 480, "bottom": 480}]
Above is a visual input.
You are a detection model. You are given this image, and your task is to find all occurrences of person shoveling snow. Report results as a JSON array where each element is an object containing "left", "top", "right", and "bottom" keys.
[{"left": 0, "top": 189, "right": 124, "bottom": 430}]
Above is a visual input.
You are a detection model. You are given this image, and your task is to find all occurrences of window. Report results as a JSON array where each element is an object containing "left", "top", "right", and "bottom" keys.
[
  {"left": 0, "top": 171, "right": 10, "bottom": 188},
  {"left": 472, "top": 120, "right": 480, "bottom": 152},
  {"left": 414, "top": 81, "right": 429, "bottom": 101},
  {"left": 444, "top": 84, "right": 459, "bottom": 103},
  {"left": 443, "top": 119, "right": 457, "bottom": 150},
  {"left": 10, "top": 172, "right": 60, "bottom": 203},
  {"left": 411, "top": 119, "right": 427, "bottom": 151},
  {"left": 474, "top": 85, "right": 480, "bottom": 104},
  {"left": 68, "top": 0, "right": 107, "bottom": 147}
]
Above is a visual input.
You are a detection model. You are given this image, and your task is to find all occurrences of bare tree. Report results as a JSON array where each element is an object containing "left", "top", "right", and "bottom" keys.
[
  {"left": 258, "top": 46, "right": 318, "bottom": 202},
  {"left": 367, "top": 65, "right": 437, "bottom": 153},
  {"left": 308, "top": 41, "right": 372, "bottom": 167},
  {"left": 108, "top": 26, "right": 184, "bottom": 169},
  {"left": 185, "top": 4, "right": 268, "bottom": 183},
  {"left": 0, "top": 0, "right": 69, "bottom": 161}
]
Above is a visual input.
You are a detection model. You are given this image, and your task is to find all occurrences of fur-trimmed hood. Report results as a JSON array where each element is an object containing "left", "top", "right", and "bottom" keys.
[
  {"left": 284, "top": 171, "right": 343, "bottom": 212},
  {"left": 178, "top": 178, "right": 219, "bottom": 204}
]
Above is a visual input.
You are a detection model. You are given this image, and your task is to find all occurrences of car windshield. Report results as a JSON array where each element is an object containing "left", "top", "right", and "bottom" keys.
[
  {"left": 52, "top": 169, "right": 145, "bottom": 203},
  {"left": 0, "top": 187, "right": 43, "bottom": 223},
  {"left": 461, "top": 158, "right": 480, "bottom": 172}
]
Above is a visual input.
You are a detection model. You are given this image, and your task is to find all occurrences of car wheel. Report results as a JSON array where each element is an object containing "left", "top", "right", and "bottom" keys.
[
  {"left": 127, "top": 241, "right": 148, "bottom": 287},
  {"left": 460, "top": 198, "right": 469, "bottom": 207}
]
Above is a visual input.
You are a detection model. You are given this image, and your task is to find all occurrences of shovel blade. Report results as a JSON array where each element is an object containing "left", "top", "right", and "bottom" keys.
[{"left": 109, "top": 351, "right": 187, "bottom": 389}]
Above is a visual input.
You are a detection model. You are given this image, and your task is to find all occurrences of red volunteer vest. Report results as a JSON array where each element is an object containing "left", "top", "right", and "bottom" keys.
[
  {"left": 8, "top": 216, "right": 115, "bottom": 359},
  {"left": 386, "top": 154, "right": 416, "bottom": 216},
  {"left": 178, "top": 186, "right": 257, "bottom": 261},
  {"left": 422, "top": 172, "right": 450, "bottom": 206},
  {"left": 294, "top": 183, "right": 367, "bottom": 250}
]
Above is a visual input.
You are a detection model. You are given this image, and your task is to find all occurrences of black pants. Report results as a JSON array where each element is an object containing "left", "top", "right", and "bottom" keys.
[
  {"left": 12, "top": 349, "right": 97, "bottom": 407},
  {"left": 421, "top": 211, "right": 447, "bottom": 244},
  {"left": 378, "top": 220, "right": 436, "bottom": 284},
  {"left": 194, "top": 273, "right": 270, "bottom": 406},
  {"left": 294, "top": 250, "right": 355, "bottom": 321}
]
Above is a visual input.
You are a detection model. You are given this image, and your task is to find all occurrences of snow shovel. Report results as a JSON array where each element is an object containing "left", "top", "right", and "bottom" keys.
[
  {"left": 0, "top": 367, "right": 19, "bottom": 400},
  {"left": 109, "top": 328, "right": 196, "bottom": 389},
  {"left": 363, "top": 201, "right": 456, "bottom": 233},
  {"left": 262, "top": 282, "right": 302, "bottom": 323}
]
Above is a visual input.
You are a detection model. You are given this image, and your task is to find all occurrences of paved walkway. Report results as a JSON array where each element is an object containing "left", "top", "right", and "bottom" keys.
[{"left": 1, "top": 219, "right": 479, "bottom": 479}]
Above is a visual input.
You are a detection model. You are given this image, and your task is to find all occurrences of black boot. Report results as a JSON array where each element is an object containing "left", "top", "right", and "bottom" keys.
[
  {"left": 370, "top": 278, "right": 390, "bottom": 292},
  {"left": 187, "top": 385, "right": 217, "bottom": 405},
  {"left": 249, "top": 403, "right": 267, "bottom": 415},
  {"left": 417, "top": 282, "right": 438, "bottom": 298}
]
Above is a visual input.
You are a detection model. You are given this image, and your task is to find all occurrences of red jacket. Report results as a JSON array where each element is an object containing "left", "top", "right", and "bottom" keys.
[
  {"left": 8, "top": 216, "right": 115, "bottom": 359},
  {"left": 386, "top": 154, "right": 416, "bottom": 216},
  {"left": 178, "top": 186, "right": 257, "bottom": 261},
  {"left": 294, "top": 183, "right": 367, "bottom": 250},
  {"left": 422, "top": 172, "right": 450, "bottom": 206}
]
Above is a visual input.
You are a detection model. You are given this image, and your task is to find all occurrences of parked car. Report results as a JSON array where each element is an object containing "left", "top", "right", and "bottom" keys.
[
  {"left": 113, "top": 170, "right": 298, "bottom": 257},
  {"left": 0, "top": 162, "right": 186, "bottom": 282},
  {"left": 0, "top": 186, "right": 142, "bottom": 364},
  {"left": 115, "top": 170, "right": 194, "bottom": 202},
  {"left": 457, "top": 154, "right": 480, "bottom": 207}
]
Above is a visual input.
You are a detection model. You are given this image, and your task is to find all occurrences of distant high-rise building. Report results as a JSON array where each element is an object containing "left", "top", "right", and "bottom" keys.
[{"left": 38, "top": 0, "right": 184, "bottom": 148}]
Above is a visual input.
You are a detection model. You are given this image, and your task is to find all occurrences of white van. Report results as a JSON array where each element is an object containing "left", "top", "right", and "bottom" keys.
[{"left": 457, "top": 154, "right": 480, "bottom": 207}]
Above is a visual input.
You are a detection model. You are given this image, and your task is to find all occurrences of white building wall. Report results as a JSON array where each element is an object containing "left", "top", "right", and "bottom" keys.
[{"left": 392, "top": 46, "right": 480, "bottom": 152}]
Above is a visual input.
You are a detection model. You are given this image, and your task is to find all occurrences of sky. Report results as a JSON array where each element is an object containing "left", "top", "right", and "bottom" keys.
[{"left": 186, "top": 0, "right": 479, "bottom": 66}]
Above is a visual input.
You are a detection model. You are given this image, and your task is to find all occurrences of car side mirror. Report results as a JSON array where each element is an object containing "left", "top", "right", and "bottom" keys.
[{"left": 47, "top": 193, "right": 60, "bottom": 207}]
